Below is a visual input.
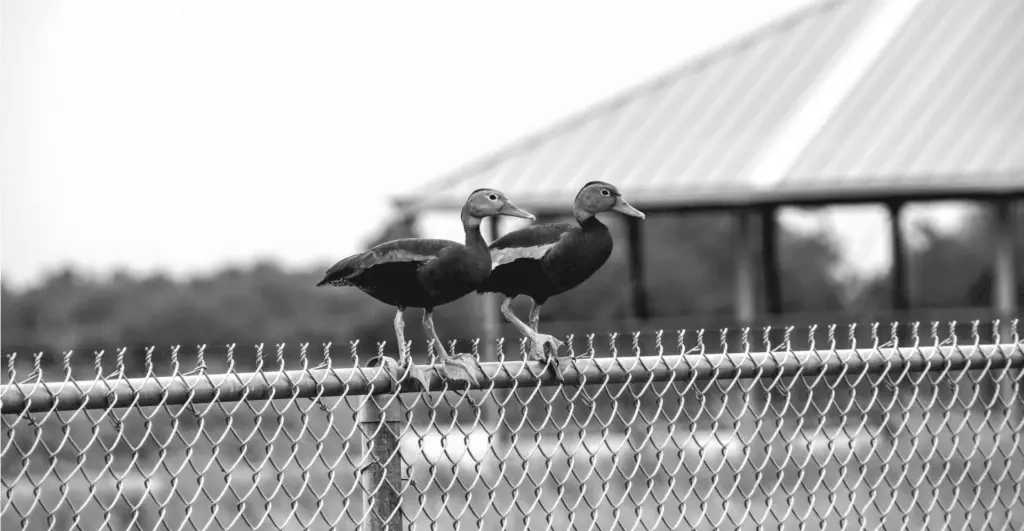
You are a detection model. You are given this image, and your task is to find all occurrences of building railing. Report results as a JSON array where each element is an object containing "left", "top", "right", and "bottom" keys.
[{"left": 2, "top": 320, "right": 1022, "bottom": 530}]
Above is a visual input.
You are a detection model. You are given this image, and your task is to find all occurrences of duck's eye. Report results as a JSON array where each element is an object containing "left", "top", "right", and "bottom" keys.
[
  {"left": 488, "top": 194, "right": 499, "bottom": 201},
  {"left": 600, "top": 189, "right": 611, "bottom": 197}
]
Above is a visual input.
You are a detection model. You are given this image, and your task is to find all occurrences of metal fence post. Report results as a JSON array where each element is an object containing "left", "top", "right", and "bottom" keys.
[{"left": 359, "top": 394, "right": 403, "bottom": 531}]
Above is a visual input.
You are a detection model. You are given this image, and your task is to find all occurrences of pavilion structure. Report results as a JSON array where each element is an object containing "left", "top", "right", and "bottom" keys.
[{"left": 394, "top": 0, "right": 1022, "bottom": 345}]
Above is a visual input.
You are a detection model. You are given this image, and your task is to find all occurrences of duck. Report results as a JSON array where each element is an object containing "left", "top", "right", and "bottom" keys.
[
  {"left": 317, "top": 189, "right": 534, "bottom": 387},
  {"left": 477, "top": 181, "right": 644, "bottom": 378}
]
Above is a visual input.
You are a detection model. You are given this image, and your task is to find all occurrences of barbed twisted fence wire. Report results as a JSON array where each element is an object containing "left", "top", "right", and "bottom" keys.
[{"left": 2, "top": 320, "right": 1022, "bottom": 530}]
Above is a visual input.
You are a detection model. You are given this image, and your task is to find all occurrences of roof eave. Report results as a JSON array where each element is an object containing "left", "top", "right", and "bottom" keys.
[{"left": 396, "top": 173, "right": 1024, "bottom": 214}]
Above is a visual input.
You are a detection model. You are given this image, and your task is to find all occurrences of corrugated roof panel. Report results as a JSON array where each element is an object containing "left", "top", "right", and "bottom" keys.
[
  {"left": 698, "top": 14, "right": 851, "bottom": 186},
  {"left": 397, "top": 0, "right": 877, "bottom": 211},
  {"left": 398, "top": 0, "right": 1023, "bottom": 213},
  {"left": 786, "top": 0, "right": 1024, "bottom": 186}
]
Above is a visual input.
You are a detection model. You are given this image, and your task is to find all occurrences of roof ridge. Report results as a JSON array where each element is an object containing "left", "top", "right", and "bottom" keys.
[{"left": 395, "top": 0, "right": 857, "bottom": 207}]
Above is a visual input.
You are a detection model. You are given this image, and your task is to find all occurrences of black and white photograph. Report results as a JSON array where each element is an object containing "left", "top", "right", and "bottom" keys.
[{"left": 2, "top": 0, "right": 1022, "bottom": 529}]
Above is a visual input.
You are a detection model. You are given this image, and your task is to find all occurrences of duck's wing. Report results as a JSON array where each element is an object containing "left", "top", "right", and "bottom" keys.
[
  {"left": 316, "top": 238, "right": 457, "bottom": 286},
  {"left": 488, "top": 223, "right": 575, "bottom": 269}
]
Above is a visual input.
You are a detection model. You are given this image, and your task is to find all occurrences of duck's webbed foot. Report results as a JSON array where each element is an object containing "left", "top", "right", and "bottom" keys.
[
  {"left": 365, "top": 356, "right": 429, "bottom": 391},
  {"left": 394, "top": 353, "right": 431, "bottom": 392},
  {"left": 528, "top": 333, "right": 567, "bottom": 382},
  {"left": 500, "top": 297, "right": 566, "bottom": 381},
  {"left": 439, "top": 352, "right": 485, "bottom": 391},
  {"left": 527, "top": 333, "right": 565, "bottom": 361},
  {"left": 423, "top": 309, "right": 484, "bottom": 390},
  {"left": 526, "top": 301, "right": 569, "bottom": 381}
]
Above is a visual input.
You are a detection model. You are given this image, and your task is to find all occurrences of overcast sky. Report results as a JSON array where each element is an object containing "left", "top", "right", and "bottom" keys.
[{"left": 3, "top": 0, "right": 963, "bottom": 290}]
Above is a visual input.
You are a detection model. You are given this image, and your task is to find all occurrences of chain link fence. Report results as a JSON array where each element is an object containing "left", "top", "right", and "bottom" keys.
[{"left": 2, "top": 320, "right": 1022, "bottom": 530}]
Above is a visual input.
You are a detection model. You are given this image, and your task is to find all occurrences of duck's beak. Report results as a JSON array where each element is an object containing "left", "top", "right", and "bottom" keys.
[
  {"left": 499, "top": 200, "right": 536, "bottom": 220},
  {"left": 612, "top": 197, "right": 645, "bottom": 219}
]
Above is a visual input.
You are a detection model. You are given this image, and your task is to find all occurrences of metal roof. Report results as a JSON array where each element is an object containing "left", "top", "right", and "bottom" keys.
[
  {"left": 786, "top": 0, "right": 1024, "bottom": 187},
  {"left": 396, "top": 0, "right": 1024, "bottom": 213}
]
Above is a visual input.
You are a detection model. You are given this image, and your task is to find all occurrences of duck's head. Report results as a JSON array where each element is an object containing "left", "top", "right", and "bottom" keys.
[
  {"left": 574, "top": 181, "right": 645, "bottom": 220},
  {"left": 462, "top": 188, "right": 535, "bottom": 221}
]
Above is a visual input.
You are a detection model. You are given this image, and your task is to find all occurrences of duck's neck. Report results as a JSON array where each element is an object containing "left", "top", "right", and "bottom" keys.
[
  {"left": 460, "top": 211, "right": 487, "bottom": 250},
  {"left": 574, "top": 209, "right": 606, "bottom": 231}
]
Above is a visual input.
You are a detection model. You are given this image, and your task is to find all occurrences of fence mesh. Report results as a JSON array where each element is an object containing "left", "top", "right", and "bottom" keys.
[{"left": 2, "top": 320, "right": 1023, "bottom": 530}]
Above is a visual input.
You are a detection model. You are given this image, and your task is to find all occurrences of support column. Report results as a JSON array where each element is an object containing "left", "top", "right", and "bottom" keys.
[
  {"left": 994, "top": 200, "right": 1018, "bottom": 340},
  {"left": 888, "top": 201, "right": 909, "bottom": 312},
  {"left": 627, "top": 216, "right": 649, "bottom": 319},
  {"left": 990, "top": 199, "right": 1020, "bottom": 423},
  {"left": 735, "top": 210, "right": 758, "bottom": 324},
  {"left": 761, "top": 207, "right": 782, "bottom": 316},
  {"left": 359, "top": 395, "right": 403, "bottom": 531}
]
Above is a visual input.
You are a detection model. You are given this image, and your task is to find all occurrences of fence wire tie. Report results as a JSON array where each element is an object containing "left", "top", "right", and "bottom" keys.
[
  {"left": 308, "top": 340, "right": 333, "bottom": 372},
  {"left": 179, "top": 348, "right": 208, "bottom": 378},
  {"left": 16, "top": 352, "right": 44, "bottom": 387},
  {"left": 103, "top": 351, "right": 132, "bottom": 431}
]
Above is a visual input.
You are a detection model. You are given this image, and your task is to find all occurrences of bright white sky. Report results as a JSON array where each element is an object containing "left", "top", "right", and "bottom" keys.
[{"left": 1, "top": 0, "right": 961, "bottom": 290}]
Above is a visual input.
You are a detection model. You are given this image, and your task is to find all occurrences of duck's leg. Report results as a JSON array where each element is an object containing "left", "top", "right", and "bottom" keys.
[
  {"left": 501, "top": 297, "right": 564, "bottom": 379},
  {"left": 384, "top": 307, "right": 429, "bottom": 390},
  {"left": 529, "top": 300, "right": 576, "bottom": 359},
  {"left": 421, "top": 309, "right": 451, "bottom": 362},
  {"left": 525, "top": 299, "right": 541, "bottom": 350},
  {"left": 394, "top": 308, "right": 409, "bottom": 366},
  {"left": 528, "top": 300, "right": 542, "bottom": 333},
  {"left": 527, "top": 298, "right": 573, "bottom": 378},
  {"left": 419, "top": 308, "right": 483, "bottom": 388}
]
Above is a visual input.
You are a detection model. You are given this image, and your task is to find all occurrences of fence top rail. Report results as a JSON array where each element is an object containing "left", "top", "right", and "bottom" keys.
[{"left": 3, "top": 342, "right": 1022, "bottom": 415}]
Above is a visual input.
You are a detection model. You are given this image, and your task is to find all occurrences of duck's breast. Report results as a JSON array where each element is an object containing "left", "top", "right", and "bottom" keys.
[{"left": 541, "top": 226, "right": 613, "bottom": 293}]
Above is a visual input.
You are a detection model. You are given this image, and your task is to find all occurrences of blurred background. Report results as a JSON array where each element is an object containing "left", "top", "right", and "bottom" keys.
[
  {"left": 3, "top": 0, "right": 1021, "bottom": 362},
  {"left": 2, "top": 0, "right": 1023, "bottom": 528}
]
